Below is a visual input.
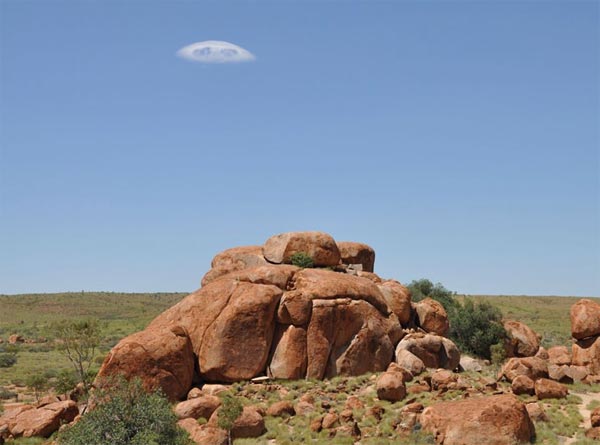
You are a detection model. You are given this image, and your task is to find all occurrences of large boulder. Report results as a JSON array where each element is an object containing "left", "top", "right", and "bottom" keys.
[
  {"left": 174, "top": 395, "right": 221, "bottom": 420},
  {"left": 377, "top": 280, "right": 412, "bottom": 325},
  {"left": 414, "top": 298, "right": 449, "bottom": 336},
  {"left": 201, "top": 246, "right": 268, "bottom": 286},
  {"left": 534, "top": 378, "right": 568, "bottom": 400},
  {"left": 547, "top": 346, "right": 571, "bottom": 366},
  {"left": 337, "top": 241, "right": 375, "bottom": 272},
  {"left": 177, "top": 419, "right": 227, "bottom": 445},
  {"left": 263, "top": 231, "right": 341, "bottom": 267},
  {"left": 571, "top": 335, "right": 600, "bottom": 375},
  {"left": 209, "top": 406, "right": 265, "bottom": 439},
  {"left": 503, "top": 320, "right": 540, "bottom": 357},
  {"left": 420, "top": 394, "right": 535, "bottom": 445},
  {"left": 570, "top": 299, "right": 600, "bottom": 340},
  {"left": 267, "top": 324, "right": 308, "bottom": 379},
  {"left": 376, "top": 371, "right": 407, "bottom": 402},
  {"left": 96, "top": 325, "right": 195, "bottom": 401},
  {"left": 7, "top": 401, "right": 78, "bottom": 438},
  {"left": 395, "top": 333, "right": 460, "bottom": 371}
]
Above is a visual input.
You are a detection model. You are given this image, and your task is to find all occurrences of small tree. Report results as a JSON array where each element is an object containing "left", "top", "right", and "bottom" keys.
[
  {"left": 51, "top": 319, "right": 101, "bottom": 391},
  {"left": 407, "top": 278, "right": 458, "bottom": 310},
  {"left": 217, "top": 393, "right": 243, "bottom": 445},
  {"left": 25, "top": 374, "right": 50, "bottom": 403}
]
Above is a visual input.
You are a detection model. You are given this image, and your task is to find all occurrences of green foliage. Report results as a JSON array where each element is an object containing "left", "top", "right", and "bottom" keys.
[
  {"left": 449, "top": 298, "right": 507, "bottom": 360},
  {"left": 0, "top": 352, "right": 17, "bottom": 368},
  {"left": 57, "top": 377, "right": 191, "bottom": 445},
  {"left": 51, "top": 319, "right": 102, "bottom": 391},
  {"left": 0, "top": 386, "right": 17, "bottom": 400},
  {"left": 25, "top": 373, "right": 50, "bottom": 402},
  {"left": 407, "top": 279, "right": 457, "bottom": 310},
  {"left": 490, "top": 342, "right": 507, "bottom": 365},
  {"left": 218, "top": 392, "right": 243, "bottom": 444},
  {"left": 54, "top": 369, "right": 79, "bottom": 395},
  {"left": 290, "top": 252, "right": 314, "bottom": 268}
]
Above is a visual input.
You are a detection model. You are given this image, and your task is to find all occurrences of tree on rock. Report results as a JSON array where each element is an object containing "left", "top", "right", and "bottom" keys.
[{"left": 217, "top": 393, "right": 243, "bottom": 445}]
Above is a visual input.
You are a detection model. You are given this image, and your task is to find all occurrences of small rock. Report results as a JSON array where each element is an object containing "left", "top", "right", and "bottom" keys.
[{"left": 534, "top": 378, "right": 568, "bottom": 400}]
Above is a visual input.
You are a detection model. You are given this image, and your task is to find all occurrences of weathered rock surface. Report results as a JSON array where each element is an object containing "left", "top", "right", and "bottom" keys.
[
  {"left": 266, "top": 401, "right": 295, "bottom": 417},
  {"left": 547, "top": 346, "right": 571, "bottom": 366},
  {"left": 414, "top": 298, "right": 450, "bottom": 336},
  {"left": 174, "top": 395, "right": 221, "bottom": 420},
  {"left": 378, "top": 280, "right": 412, "bottom": 325},
  {"left": 503, "top": 320, "right": 540, "bottom": 358},
  {"left": 337, "top": 241, "right": 375, "bottom": 272},
  {"left": 96, "top": 325, "right": 195, "bottom": 401},
  {"left": 3, "top": 401, "right": 78, "bottom": 438},
  {"left": 591, "top": 407, "right": 600, "bottom": 428},
  {"left": 177, "top": 418, "right": 227, "bottom": 445},
  {"left": 420, "top": 394, "right": 535, "bottom": 445},
  {"left": 209, "top": 406, "right": 265, "bottom": 439},
  {"left": 376, "top": 371, "right": 407, "bottom": 402},
  {"left": 534, "top": 378, "right": 568, "bottom": 400},
  {"left": 263, "top": 231, "right": 341, "bottom": 267},
  {"left": 201, "top": 246, "right": 268, "bottom": 286},
  {"left": 395, "top": 333, "right": 460, "bottom": 371},
  {"left": 572, "top": 335, "right": 600, "bottom": 375},
  {"left": 570, "top": 299, "right": 600, "bottom": 340},
  {"left": 512, "top": 375, "right": 535, "bottom": 396},
  {"left": 499, "top": 357, "right": 548, "bottom": 383}
]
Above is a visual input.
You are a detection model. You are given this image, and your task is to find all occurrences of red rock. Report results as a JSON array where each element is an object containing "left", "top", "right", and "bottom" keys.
[
  {"left": 344, "top": 396, "right": 364, "bottom": 411},
  {"left": 503, "top": 320, "right": 540, "bottom": 357},
  {"left": 511, "top": 375, "right": 535, "bottom": 396},
  {"left": 572, "top": 335, "right": 600, "bottom": 375},
  {"left": 567, "top": 365, "right": 589, "bottom": 382},
  {"left": 263, "top": 231, "right": 341, "bottom": 267},
  {"left": 174, "top": 395, "right": 221, "bottom": 420},
  {"left": 591, "top": 407, "right": 600, "bottom": 428},
  {"left": 8, "top": 335, "right": 23, "bottom": 344},
  {"left": 201, "top": 246, "right": 268, "bottom": 286},
  {"left": 534, "top": 378, "right": 568, "bottom": 400},
  {"left": 96, "top": 325, "right": 195, "bottom": 401},
  {"left": 199, "top": 282, "right": 282, "bottom": 382},
  {"left": 336, "top": 241, "right": 375, "bottom": 272},
  {"left": 395, "top": 349, "right": 426, "bottom": 376},
  {"left": 200, "top": 384, "right": 228, "bottom": 396},
  {"left": 10, "top": 401, "right": 78, "bottom": 438},
  {"left": 420, "top": 394, "right": 535, "bottom": 445},
  {"left": 431, "top": 369, "right": 458, "bottom": 390},
  {"left": 177, "top": 418, "right": 227, "bottom": 445},
  {"left": 378, "top": 280, "right": 412, "bottom": 325},
  {"left": 547, "top": 346, "right": 571, "bottom": 366},
  {"left": 310, "top": 416, "right": 323, "bottom": 432},
  {"left": 322, "top": 412, "right": 339, "bottom": 429},
  {"left": 187, "top": 387, "right": 203, "bottom": 399},
  {"left": 395, "top": 333, "right": 460, "bottom": 371},
  {"left": 267, "top": 324, "right": 307, "bottom": 379},
  {"left": 376, "top": 371, "right": 407, "bottom": 402},
  {"left": 499, "top": 357, "right": 548, "bottom": 383},
  {"left": 266, "top": 401, "right": 295, "bottom": 417},
  {"left": 414, "top": 299, "right": 449, "bottom": 336},
  {"left": 586, "top": 427, "right": 600, "bottom": 440},
  {"left": 386, "top": 362, "right": 413, "bottom": 382},
  {"left": 0, "top": 405, "right": 35, "bottom": 433},
  {"left": 570, "top": 299, "right": 600, "bottom": 340},
  {"left": 208, "top": 406, "right": 265, "bottom": 439},
  {"left": 525, "top": 403, "right": 548, "bottom": 422},
  {"left": 547, "top": 364, "right": 572, "bottom": 383}
]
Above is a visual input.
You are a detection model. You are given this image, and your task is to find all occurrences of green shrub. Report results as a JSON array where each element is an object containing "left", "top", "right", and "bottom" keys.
[
  {"left": 54, "top": 369, "right": 79, "bottom": 395},
  {"left": 449, "top": 299, "right": 507, "bottom": 360},
  {"left": 0, "top": 386, "right": 17, "bottom": 400},
  {"left": 0, "top": 352, "right": 17, "bottom": 368},
  {"left": 218, "top": 392, "right": 243, "bottom": 445},
  {"left": 407, "top": 279, "right": 457, "bottom": 310},
  {"left": 290, "top": 252, "right": 314, "bottom": 268},
  {"left": 57, "top": 377, "right": 191, "bottom": 445},
  {"left": 25, "top": 374, "right": 50, "bottom": 402}
]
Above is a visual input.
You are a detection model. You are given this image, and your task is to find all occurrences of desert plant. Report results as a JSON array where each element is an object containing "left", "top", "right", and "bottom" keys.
[
  {"left": 407, "top": 279, "right": 457, "bottom": 310},
  {"left": 57, "top": 377, "right": 191, "bottom": 445},
  {"left": 290, "top": 252, "right": 314, "bottom": 268},
  {"left": 25, "top": 374, "right": 50, "bottom": 402},
  {"left": 218, "top": 393, "right": 243, "bottom": 445},
  {"left": 53, "top": 369, "right": 79, "bottom": 395},
  {"left": 50, "top": 319, "right": 102, "bottom": 391},
  {"left": 0, "top": 352, "right": 17, "bottom": 368},
  {"left": 449, "top": 298, "right": 507, "bottom": 360}
]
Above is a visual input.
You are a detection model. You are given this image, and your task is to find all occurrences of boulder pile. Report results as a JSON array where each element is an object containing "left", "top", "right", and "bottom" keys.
[{"left": 96, "top": 231, "right": 457, "bottom": 401}]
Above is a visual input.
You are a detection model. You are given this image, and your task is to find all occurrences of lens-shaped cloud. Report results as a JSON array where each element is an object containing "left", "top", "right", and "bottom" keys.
[{"left": 176, "top": 40, "right": 255, "bottom": 63}]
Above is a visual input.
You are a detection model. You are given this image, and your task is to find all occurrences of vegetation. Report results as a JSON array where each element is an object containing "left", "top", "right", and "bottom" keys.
[
  {"left": 25, "top": 374, "right": 50, "bottom": 402},
  {"left": 57, "top": 377, "right": 191, "bottom": 445},
  {"left": 51, "top": 319, "right": 102, "bottom": 391},
  {"left": 408, "top": 279, "right": 506, "bottom": 359},
  {"left": 290, "top": 252, "right": 314, "bottom": 268},
  {"left": 0, "top": 352, "right": 17, "bottom": 368},
  {"left": 217, "top": 393, "right": 244, "bottom": 445}
]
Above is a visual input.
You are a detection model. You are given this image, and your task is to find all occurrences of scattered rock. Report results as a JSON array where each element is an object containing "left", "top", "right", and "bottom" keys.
[
  {"left": 8, "top": 335, "right": 23, "bottom": 345},
  {"left": 8, "top": 401, "right": 78, "bottom": 438},
  {"left": 174, "top": 396, "right": 221, "bottom": 420},
  {"left": 503, "top": 320, "right": 540, "bottom": 357},
  {"left": 376, "top": 371, "right": 407, "bottom": 402},
  {"left": 431, "top": 369, "right": 458, "bottom": 390},
  {"left": 420, "top": 394, "right": 535, "bottom": 445},
  {"left": 322, "top": 412, "right": 339, "bottom": 429},
  {"left": 209, "top": 406, "right": 265, "bottom": 439},
  {"left": 511, "top": 375, "right": 535, "bottom": 396},
  {"left": 177, "top": 418, "right": 227, "bottom": 445},
  {"left": 534, "top": 378, "right": 568, "bottom": 400},
  {"left": 310, "top": 416, "right": 323, "bottom": 433},
  {"left": 499, "top": 357, "right": 548, "bottom": 382},
  {"left": 525, "top": 402, "right": 548, "bottom": 422},
  {"left": 591, "top": 407, "right": 600, "bottom": 428},
  {"left": 459, "top": 356, "right": 483, "bottom": 372},
  {"left": 395, "top": 333, "right": 460, "bottom": 371},
  {"left": 395, "top": 349, "right": 426, "bottom": 376},
  {"left": 266, "top": 401, "right": 295, "bottom": 417}
]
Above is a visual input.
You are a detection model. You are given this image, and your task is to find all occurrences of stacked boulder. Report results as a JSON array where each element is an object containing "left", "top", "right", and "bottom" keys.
[
  {"left": 570, "top": 299, "right": 600, "bottom": 383},
  {"left": 97, "top": 231, "right": 459, "bottom": 401}
]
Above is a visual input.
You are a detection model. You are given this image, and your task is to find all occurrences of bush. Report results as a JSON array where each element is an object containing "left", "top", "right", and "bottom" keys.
[
  {"left": 26, "top": 374, "right": 50, "bottom": 402},
  {"left": 57, "top": 377, "right": 191, "bottom": 445},
  {"left": 407, "top": 279, "right": 457, "bottom": 310},
  {"left": 0, "top": 353, "right": 17, "bottom": 368},
  {"left": 290, "top": 252, "right": 314, "bottom": 268},
  {"left": 54, "top": 369, "right": 79, "bottom": 395},
  {"left": 449, "top": 299, "right": 507, "bottom": 360}
]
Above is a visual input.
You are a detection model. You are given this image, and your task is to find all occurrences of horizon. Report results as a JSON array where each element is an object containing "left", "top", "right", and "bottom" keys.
[{"left": 1, "top": 1, "right": 598, "bottom": 296}]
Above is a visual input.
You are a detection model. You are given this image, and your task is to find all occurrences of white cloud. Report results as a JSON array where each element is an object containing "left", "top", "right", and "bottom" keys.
[{"left": 176, "top": 40, "right": 255, "bottom": 63}]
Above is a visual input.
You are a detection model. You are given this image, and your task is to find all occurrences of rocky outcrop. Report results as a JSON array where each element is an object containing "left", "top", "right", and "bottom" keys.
[
  {"left": 414, "top": 298, "right": 449, "bottom": 337},
  {"left": 534, "top": 378, "right": 568, "bottom": 400},
  {"left": 0, "top": 401, "right": 78, "bottom": 438},
  {"left": 499, "top": 357, "right": 548, "bottom": 383},
  {"left": 395, "top": 333, "right": 460, "bottom": 372},
  {"left": 420, "top": 394, "right": 534, "bottom": 445},
  {"left": 570, "top": 299, "right": 600, "bottom": 380},
  {"left": 572, "top": 335, "right": 600, "bottom": 376},
  {"left": 503, "top": 320, "right": 540, "bottom": 357},
  {"left": 174, "top": 396, "right": 221, "bottom": 420},
  {"left": 97, "top": 232, "right": 415, "bottom": 398}
]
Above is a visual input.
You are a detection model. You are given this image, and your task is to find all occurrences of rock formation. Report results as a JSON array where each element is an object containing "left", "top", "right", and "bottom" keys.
[{"left": 97, "top": 231, "right": 454, "bottom": 400}]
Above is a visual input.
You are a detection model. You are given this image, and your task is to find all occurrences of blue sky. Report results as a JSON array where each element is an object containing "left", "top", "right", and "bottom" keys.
[{"left": 1, "top": 1, "right": 598, "bottom": 296}]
